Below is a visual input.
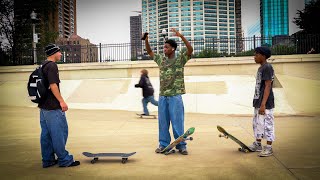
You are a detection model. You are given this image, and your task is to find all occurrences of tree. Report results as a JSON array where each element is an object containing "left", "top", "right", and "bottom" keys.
[
  {"left": 193, "top": 48, "right": 220, "bottom": 58},
  {"left": 0, "top": 0, "right": 14, "bottom": 51},
  {"left": 2, "top": 0, "right": 59, "bottom": 65},
  {"left": 293, "top": 0, "right": 320, "bottom": 34}
]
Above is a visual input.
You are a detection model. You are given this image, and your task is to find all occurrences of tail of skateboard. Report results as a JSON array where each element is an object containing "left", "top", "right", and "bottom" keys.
[{"left": 217, "top": 125, "right": 253, "bottom": 153}]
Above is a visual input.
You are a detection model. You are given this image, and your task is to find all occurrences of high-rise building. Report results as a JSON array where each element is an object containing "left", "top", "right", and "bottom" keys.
[
  {"left": 13, "top": 0, "right": 77, "bottom": 47},
  {"left": 260, "top": 0, "right": 289, "bottom": 40},
  {"left": 235, "top": 0, "right": 243, "bottom": 52},
  {"left": 130, "top": 15, "right": 144, "bottom": 60},
  {"left": 55, "top": 0, "right": 77, "bottom": 38},
  {"left": 142, "top": 0, "right": 241, "bottom": 54}
]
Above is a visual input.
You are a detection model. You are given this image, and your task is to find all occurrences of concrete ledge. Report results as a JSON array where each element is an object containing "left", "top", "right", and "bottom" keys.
[
  {"left": 0, "top": 54, "right": 319, "bottom": 81},
  {"left": 0, "top": 54, "right": 319, "bottom": 73}
]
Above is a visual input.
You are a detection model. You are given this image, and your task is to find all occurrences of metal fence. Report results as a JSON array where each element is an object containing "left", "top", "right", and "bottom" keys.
[{"left": 1, "top": 34, "right": 319, "bottom": 65}]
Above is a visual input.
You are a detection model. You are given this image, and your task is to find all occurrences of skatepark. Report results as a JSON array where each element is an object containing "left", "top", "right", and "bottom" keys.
[{"left": 0, "top": 54, "right": 319, "bottom": 179}]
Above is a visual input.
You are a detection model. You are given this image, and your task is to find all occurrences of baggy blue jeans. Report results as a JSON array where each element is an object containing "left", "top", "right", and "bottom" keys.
[
  {"left": 158, "top": 95, "right": 186, "bottom": 150},
  {"left": 142, "top": 96, "right": 158, "bottom": 115},
  {"left": 40, "top": 109, "right": 74, "bottom": 167}
]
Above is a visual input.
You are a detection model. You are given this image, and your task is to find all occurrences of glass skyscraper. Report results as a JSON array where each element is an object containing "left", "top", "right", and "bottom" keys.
[
  {"left": 142, "top": 0, "right": 241, "bottom": 54},
  {"left": 260, "top": 0, "right": 289, "bottom": 39}
]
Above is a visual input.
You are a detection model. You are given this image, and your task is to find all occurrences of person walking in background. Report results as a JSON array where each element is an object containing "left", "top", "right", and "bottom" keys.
[{"left": 135, "top": 69, "right": 158, "bottom": 116}]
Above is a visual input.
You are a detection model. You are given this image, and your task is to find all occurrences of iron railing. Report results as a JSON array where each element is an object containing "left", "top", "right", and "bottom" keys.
[{"left": 1, "top": 34, "right": 319, "bottom": 65}]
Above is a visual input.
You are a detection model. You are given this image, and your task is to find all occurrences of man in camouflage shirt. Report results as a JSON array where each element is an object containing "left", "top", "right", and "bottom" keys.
[{"left": 143, "top": 28, "right": 193, "bottom": 155}]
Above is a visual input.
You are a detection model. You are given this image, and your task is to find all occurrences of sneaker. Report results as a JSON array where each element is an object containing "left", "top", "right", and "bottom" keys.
[
  {"left": 178, "top": 148, "right": 188, "bottom": 155},
  {"left": 43, "top": 160, "right": 58, "bottom": 168},
  {"left": 60, "top": 161, "right": 80, "bottom": 167},
  {"left": 155, "top": 146, "right": 165, "bottom": 153},
  {"left": 248, "top": 141, "right": 262, "bottom": 152},
  {"left": 259, "top": 146, "right": 273, "bottom": 157}
]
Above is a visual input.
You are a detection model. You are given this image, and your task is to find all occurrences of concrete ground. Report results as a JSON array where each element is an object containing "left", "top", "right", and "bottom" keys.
[{"left": 0, "top": 106, "right": 319, "bottom": 180}]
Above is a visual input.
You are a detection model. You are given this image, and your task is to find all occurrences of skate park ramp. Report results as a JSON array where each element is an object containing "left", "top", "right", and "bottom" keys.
[{"left": 0, "top": 54, "right": 319, "bottom": 115}]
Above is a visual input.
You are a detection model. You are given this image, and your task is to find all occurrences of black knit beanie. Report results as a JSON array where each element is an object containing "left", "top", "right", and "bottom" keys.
[{"left": 45, "top": 44, "right": 60, "bottom": 57}]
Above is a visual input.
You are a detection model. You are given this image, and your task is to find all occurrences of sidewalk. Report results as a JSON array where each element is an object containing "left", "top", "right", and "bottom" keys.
[{"left": 0, "top": 106, "right": 319, "bottom": 179}]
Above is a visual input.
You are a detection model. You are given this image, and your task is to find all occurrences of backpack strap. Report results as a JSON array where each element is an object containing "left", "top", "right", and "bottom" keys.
[
  {"left": 40, "top": 60, "right": 53, "bottom": 69},
  {"left": 40, "top": 61, "right": 54, "bottom": 88}
]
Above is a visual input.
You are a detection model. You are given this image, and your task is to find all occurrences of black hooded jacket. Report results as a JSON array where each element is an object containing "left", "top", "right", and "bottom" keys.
[{"left": 135, "top": 75, "right": 154, "bottom": 98}]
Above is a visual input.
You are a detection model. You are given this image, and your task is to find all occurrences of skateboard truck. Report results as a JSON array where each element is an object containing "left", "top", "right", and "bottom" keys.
[
  {"left": 238, "top": 148, "right": 250, "bottom": 153},
  {"left": 219, "top": 134, "right": 229, "bottom": 139},
  {"left": 90, "top": 157, "right": 129, "bottom": 164}
]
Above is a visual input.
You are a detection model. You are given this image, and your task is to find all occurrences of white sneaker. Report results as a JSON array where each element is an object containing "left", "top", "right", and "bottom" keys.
[
  {"left": 259, "top": 146, "right": 273, "bottom": 157},
  {"left": 248, "top": 141, "right": 262, "bottom": 152}
]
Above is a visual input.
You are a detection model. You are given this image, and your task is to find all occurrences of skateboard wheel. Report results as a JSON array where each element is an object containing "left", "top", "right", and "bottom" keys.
[
  {"left": 244, "top": 149, "right": 249, "bottom": 153},
  {"left": 238, "top": 148, "right": 242, "bottom": 152},
  {"left": 122, "top": 158, "right": 128, "bottom": 164},
  {"left": 91, "top": 157, "right": 98, "bottom": 164},
  {"left": 189, "top": 137, "right": 193, "bottom": 141}
]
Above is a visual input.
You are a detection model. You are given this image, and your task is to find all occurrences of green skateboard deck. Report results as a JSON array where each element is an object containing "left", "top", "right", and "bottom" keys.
[{"left": 160, "top": 127, "right": 195, "bottom": 155}]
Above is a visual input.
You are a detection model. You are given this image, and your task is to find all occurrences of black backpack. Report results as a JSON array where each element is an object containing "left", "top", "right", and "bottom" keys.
[{"left": 27, "top": 61, "right": 52, "bottom": 103}]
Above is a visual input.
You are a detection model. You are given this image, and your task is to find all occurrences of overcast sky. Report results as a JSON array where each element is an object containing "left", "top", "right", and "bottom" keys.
[
  {"left": 77, "top": 0, "right": 305, "bottom": 45},
  {"left": 77, "top": 0, "right": 141, "bottom": 44}
]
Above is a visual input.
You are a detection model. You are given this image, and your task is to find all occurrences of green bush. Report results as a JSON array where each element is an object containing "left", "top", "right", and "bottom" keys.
[
  {"left": 193, "top": 48, "right": 220, "bottom": 58},
  {"left": 271, "top": 45, "right": 296, "bottom": 55}
]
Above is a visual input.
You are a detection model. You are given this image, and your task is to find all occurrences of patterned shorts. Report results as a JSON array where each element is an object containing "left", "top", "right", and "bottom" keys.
[{"left": 252, "top": 108, "right": 275, "bottom": 142}]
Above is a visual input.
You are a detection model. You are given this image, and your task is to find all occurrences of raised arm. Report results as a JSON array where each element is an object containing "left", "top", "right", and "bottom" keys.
[
  {"left": 171, "top": 28, "right": 193, "bottom": 57},
  {"left": 142, "top": 33, "right": 154, "bottom": 59}
]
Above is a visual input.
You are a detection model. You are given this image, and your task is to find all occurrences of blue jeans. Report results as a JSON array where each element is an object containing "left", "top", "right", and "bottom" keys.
[
  {"left": 40, "top": 109, "right": 74, "bottom": 167},
  {"left": 142, "top": 96, "right": 158, "bottom": 115},
  {"left": 158, "top": 95, "right": 186, "bottom": 150}
]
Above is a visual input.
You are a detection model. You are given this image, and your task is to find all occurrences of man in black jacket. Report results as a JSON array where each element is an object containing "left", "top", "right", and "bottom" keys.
[
  {"left": 135, "top": 69, "right": 158, "bottom": 115},
  {"left": 38, "top": 44, "right": 80, "bottom": 168}
]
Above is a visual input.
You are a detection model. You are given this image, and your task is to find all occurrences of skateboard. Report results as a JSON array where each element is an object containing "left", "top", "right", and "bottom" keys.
[
  {"left": 160, "top": 127, "right": 195, "bottom": 155},
  {"left": 83, "top": 152, "right": 136, "bottom": 164},
  {"left": 136, "top": 113, "right": 157, "bottom": 119},
  {"left": 217, "top": 125, "right": 254, "bottom": 153}
]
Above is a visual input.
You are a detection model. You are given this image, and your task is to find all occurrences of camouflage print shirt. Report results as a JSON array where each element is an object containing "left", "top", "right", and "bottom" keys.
[{"left": 154, "top": 52, "right": 190, "bottom": 96}]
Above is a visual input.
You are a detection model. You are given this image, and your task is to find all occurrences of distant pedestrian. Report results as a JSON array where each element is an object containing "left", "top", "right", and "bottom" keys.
[{"left": 135, "top": 69, "right": 158, "bottom": 116}]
